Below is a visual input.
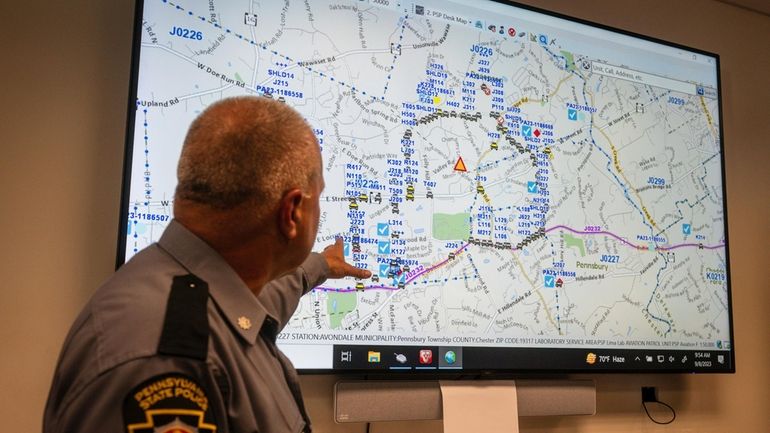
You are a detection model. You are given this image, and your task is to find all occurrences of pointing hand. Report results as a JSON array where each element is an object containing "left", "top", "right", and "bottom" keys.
[{"left": 320, "top": 238, "right": 372, "bottom": 280}]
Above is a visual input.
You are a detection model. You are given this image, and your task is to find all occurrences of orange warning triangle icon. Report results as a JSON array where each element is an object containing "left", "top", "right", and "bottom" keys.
[{"left": 453, "top": 156, "right": 468, "bottom": 172}]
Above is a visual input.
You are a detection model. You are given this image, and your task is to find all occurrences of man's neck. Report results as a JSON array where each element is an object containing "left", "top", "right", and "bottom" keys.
[
  {"left": 215, "top": 234, "right": 282, "bottom": 295},
  {"left": 175, "top": 207, "right": 285, "bottom": 295}
]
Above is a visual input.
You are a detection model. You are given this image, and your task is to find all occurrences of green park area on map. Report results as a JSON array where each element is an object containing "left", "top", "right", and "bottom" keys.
[
  {"left": 327, "top": 292, "right": 357, "bottom": 329},
  {"left": 432, "top": 213, "right": 471, "bottom": 241},
  {"left": 563, "top": 232, "right": 586, "bottom": 257}
]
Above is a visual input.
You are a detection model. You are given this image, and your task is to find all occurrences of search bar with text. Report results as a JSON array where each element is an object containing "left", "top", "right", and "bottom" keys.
[{"left": 591, "top": 62, "right": 696, "bottom": 95}]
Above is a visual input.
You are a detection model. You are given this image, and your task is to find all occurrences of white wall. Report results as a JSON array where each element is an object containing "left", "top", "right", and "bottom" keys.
[{"left": 1, "top": 1, "right": 767, "bottom": 432}]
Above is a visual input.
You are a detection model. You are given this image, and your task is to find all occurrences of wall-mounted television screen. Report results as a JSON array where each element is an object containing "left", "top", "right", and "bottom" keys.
[{"left": 119, "top": 0, "right": 733, "bottom": 373}]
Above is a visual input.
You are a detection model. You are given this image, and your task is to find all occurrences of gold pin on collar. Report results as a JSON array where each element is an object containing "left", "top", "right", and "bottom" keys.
[{"left": 237, "top": 316, "right": 252, "bottom": 330}]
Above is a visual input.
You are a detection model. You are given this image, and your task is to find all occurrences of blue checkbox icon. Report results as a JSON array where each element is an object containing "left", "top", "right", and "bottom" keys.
[
  {"left": 527, "top": 181, "right": 538, "bottom": 193},
  {"left": 378, "top": 241, "right": 391, "bottom": 254},
  {"left": 377, "top": 223, "right": 389, "bottom": 237},
  {"left": 379, "top": 264, "right": 390, "bottom": 278},
  {"left": 568, "top": 108, "right": 577, "bottom": 121},
  {"left": 682, "top": 224, "right": 691, "bottom": 235},
  {"left": 393, "top": 272, "right": 406, "bottom": 285},
  {"left": 343, "top": 242, "right": 350, "bottom": 257},
  {"left": 544, "top": 275, "right": 555, "bottom": 288},
  {"left": 522, "top": 125, "right": 532, "bottom": 137}
]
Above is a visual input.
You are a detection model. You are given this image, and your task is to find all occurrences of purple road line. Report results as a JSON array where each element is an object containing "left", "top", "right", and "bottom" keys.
[
  {"left": 314, "top": 227, "right": 724, "bottom": 293},
  {"left": 314, "top": 243, "right": 470, "bottom": 292},
  {"left": 546, "top": 225, "right": 641, "bottom": 249},
  {"left": 545, "top": 224, "right": 725, "bottom": 251}
]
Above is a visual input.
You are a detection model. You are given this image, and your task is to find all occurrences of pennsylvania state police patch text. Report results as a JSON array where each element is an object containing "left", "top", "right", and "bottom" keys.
[{"left": 123, "top": 373, "right": 217, "bottom": 432}]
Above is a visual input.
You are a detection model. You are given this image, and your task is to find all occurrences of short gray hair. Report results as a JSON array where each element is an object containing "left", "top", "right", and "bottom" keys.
[{"left": 175, "top": 96, "right": 320, "bottom": 218}]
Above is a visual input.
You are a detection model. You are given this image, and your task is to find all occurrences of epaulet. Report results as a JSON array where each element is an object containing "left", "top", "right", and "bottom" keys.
[{"left": 157, "top": 274, "right": 209, "bottom": 360}]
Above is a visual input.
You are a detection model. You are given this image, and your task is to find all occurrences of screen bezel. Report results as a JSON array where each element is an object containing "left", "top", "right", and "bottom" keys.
[{"left": 116, "top": 0, "right": 734, "bottom": 375}]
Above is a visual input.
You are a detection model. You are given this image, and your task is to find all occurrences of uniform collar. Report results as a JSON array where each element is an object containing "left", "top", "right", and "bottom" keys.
[{"left": 158, "top": 219, "right": 272, "bottom": 345}]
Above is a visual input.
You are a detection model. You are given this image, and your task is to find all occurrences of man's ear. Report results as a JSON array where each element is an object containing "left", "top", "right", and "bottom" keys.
[{"left": 277, "top": 188, "right": 304, "bottom": 240}]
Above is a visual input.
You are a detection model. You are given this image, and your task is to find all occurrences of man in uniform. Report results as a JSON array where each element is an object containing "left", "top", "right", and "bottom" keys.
[{"left": 43, "top": 96, "right": 371, "bottom": 432}]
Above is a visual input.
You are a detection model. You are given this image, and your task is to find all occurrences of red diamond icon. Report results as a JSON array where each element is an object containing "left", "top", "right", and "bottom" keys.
[{"left": 533, "top": 129, "right": 541, "bottom": 137}]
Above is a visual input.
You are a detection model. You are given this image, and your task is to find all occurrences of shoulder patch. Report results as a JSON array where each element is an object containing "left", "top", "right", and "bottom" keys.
[{"left": 123, "top": 373, "right": 218, "bottom": 433}]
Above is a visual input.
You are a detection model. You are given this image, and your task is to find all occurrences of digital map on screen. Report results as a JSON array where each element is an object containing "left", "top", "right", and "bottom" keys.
[{"left": 127, "top": 0, "right": 729, "bottom": 361}]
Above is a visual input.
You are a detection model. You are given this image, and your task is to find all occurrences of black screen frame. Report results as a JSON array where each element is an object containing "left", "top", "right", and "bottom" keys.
[{"left": 116, "top": 0, "right": 734, "bottom": 375}]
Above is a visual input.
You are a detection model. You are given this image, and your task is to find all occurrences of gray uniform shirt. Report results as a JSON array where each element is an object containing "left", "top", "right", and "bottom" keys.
[{"left": 43, "top": 220, "right": 328, "bottom": 433}]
